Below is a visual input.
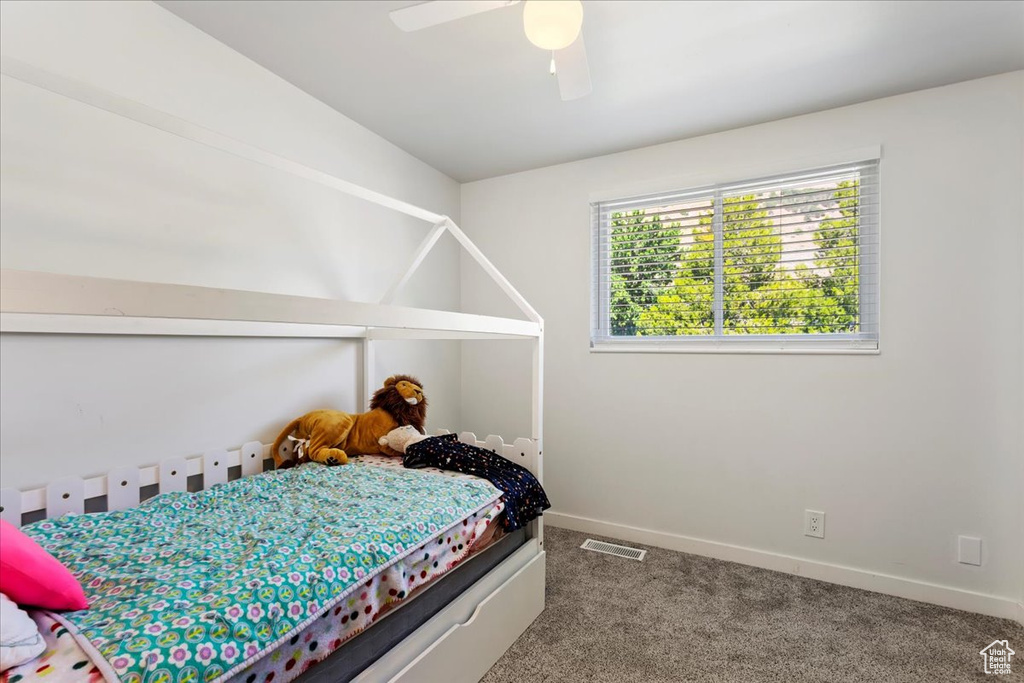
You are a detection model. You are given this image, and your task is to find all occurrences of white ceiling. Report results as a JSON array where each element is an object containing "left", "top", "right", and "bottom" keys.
[{"left": 158, "top": 0, "right": 1024, "bottom": 182}]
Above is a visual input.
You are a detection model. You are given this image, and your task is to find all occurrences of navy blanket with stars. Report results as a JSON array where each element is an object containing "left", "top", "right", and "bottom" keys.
[{"left": 403, "top": 433, "right": 550, "bottom": 531}]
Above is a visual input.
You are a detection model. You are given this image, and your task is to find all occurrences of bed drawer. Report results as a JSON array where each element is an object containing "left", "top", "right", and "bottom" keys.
[{"left": 380, "top": 547, "right": 545, "bottom": 683}]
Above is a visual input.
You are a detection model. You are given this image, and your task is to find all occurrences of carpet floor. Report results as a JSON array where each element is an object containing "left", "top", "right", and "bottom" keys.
[{"left": 481, "top": 526, "right": 1023, "bottom": 683}]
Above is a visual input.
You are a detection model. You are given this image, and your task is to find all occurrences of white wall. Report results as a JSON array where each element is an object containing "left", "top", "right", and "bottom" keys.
[
  {"left": 461, "top": 72, "right": 1024, "bottom": 612},
  {"left": 0, "top": 0, "right": 462, "bottom": 489},
  {"left": 1015, "top": 117, "right": 1024, "bottom": 618}
]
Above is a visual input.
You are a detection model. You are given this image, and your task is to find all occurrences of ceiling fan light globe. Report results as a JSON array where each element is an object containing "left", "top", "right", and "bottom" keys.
[{"left": 523, "top": 0, "right": 583, "bottom": 51}]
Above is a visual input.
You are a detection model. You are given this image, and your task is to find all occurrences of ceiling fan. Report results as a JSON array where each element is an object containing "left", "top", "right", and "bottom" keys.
[{"left": 389, "top": 0, "right": 592, "bottom": 101}]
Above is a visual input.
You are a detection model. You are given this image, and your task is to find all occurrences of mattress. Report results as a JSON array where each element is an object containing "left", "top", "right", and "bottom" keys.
[{"left": 1, "top": 455, "right": 507, "bottom": 683}]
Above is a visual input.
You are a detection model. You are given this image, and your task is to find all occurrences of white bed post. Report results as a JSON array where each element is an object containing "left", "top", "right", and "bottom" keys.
[
  {"left": 532, "top": 329, "right": 544, "bottom": 476},
  {"left": 363, "top": 337, "right": 376, "bottom": 409},
  {"left": 532, "top": 328, "right": 544, "bottom": 548}
]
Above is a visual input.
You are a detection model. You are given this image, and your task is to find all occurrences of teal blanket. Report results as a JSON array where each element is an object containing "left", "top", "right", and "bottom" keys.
[{"left": 23, "top": 461, "right": 502, "bottom": 683}]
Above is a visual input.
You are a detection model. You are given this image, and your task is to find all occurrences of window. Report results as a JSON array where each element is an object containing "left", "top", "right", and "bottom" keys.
[{"left": 591, "top": 160, "right": 879, "bottom": 352}]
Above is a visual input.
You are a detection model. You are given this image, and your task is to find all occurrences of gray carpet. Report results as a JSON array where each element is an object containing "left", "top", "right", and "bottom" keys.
[{"left": 481, "top": 527, "right": 1024, "bottom": 683}]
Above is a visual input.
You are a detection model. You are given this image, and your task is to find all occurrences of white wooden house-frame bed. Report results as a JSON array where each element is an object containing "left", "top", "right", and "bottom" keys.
[{"left": 0, "top": 57, "right": 545, "bottom": 683}]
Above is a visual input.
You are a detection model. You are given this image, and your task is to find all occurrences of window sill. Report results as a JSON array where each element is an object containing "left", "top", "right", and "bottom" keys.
[{"left": 590, "top": 342, "right": 880, "bottom": 356}]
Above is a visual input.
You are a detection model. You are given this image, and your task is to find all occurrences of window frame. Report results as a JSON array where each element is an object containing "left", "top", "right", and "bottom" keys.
[{"left": 590, "top": 161, "right": 881, "bottom": 355}]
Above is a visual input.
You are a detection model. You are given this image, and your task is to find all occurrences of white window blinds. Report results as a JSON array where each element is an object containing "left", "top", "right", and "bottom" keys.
[{"left": 592, "top": 160, "right": 879, "bottom": 351}]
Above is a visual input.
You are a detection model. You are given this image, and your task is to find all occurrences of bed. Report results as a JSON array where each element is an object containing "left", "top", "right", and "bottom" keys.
[
  {"left": 1, "top": 448, "right": 539, "bottom": 683},
  {"left": 0, "top": 53, "right": 546, "bottom": 683}
]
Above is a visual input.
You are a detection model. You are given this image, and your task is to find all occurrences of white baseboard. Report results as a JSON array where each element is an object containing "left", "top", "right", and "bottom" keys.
[{"left": 546, "top": 511, "right": 1021, "bottom": 622}]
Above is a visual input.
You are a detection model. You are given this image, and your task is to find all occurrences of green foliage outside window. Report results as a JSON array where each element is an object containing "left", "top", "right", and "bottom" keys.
[{"left": 608, "top": 181, "right": 861, "bottom": 337}]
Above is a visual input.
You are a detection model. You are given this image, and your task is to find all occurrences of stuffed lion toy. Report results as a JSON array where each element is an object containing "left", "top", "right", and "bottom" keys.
[{"left": 271, "top": 375, "right": 426, "bottom": 468}]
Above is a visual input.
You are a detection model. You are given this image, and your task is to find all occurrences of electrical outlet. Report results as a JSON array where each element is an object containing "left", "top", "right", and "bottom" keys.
[
  {"left": 804, "top": 510, "right": 825, "bottom": 538},
  {"left": 958, "top": 536, "right": 982, "bottom": 566}
]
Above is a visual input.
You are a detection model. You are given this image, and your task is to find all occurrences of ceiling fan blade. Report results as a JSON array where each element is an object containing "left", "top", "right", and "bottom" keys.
[
  {"left": 554, "top": 34, "right": 592, "bottom": 101},
  {"left": 390, "top": 0, "right": 520, "bottom": 32}
]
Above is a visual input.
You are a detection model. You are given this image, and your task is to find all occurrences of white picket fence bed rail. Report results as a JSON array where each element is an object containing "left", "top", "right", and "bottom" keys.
[{"left": 0, "top": 431, "right": 539, "bottom": 527}]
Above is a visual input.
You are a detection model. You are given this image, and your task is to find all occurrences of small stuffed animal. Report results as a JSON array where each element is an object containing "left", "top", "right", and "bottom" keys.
[
  {"left": 378, "top": 425, "right": 431, "bottom": 454},
  {"left": 271, "top": 375, "right": 427, "bottom": 467}
]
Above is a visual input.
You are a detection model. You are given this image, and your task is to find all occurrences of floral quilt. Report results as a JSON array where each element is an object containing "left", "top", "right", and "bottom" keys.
[{"left": 20, "top": 461, "right": 502, "bottom": 683}]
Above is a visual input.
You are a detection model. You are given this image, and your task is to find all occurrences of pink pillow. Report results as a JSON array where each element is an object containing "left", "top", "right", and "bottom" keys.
[{"left": 0, "top": 519, "right": 88, "bottom": 611}]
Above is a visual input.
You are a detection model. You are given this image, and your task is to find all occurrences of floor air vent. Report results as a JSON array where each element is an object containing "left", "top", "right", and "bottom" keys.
[{"left": 580, "top": 539, "right": 646, "bottom": 561}]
